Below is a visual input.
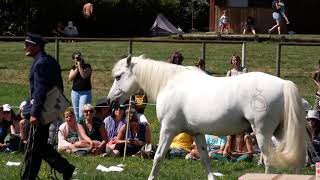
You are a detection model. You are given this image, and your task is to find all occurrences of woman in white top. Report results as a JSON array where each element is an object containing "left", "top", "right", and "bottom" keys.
[{"left": 226, "top": 55, "right": 247, "bottom": 77}]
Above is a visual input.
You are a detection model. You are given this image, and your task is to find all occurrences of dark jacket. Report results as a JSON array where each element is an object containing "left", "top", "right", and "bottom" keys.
[{"left": 29, "top": 51, "right": 63, "bottom": 118}]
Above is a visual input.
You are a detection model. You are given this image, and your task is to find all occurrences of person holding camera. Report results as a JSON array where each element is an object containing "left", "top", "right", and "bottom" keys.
[{"left": 69, "top": 51, "right": 92, "bottom": 120}]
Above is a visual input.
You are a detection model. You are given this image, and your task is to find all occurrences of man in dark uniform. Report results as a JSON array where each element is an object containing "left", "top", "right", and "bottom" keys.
[{"left": 22, "top": 33, "right": 75, "bottom": 180}]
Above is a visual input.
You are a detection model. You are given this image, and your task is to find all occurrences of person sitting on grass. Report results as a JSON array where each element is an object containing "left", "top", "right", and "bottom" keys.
[
  {"left": 58, "top": 110, "right": 94, "bottom": 153},
  {"left": 111, "top": 108, "right": 151, "bottom": 157},
  {"left": 211, "top": 133, "right": 253, "bottom": 162},
  {"left": 77, "top": 104, "right": 108, "bottom": 155},
  {"left": 186, "top": 135, "right": 227, "bottom": 160},
  {"left": 168, "top": 133, "right": 194, "bottom": 158},
  {"left": 104, "top": 103, "right": 126, "bottom": 148}
]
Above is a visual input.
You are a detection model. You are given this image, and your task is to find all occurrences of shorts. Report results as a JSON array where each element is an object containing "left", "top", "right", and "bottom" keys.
[{"left": 272, "top": 12, "right": 281, "bottom": 21}]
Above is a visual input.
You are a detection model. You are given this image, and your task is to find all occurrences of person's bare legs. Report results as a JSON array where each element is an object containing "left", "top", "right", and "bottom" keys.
[
  {"left": 269, "top": 20, "right": 280, "bottom": 34},
  {"left": 283, "top": 14, "right": 290, "bottom": 24},
  {"left": 252, "top": 29, "right": 256, "bottom": 35}
]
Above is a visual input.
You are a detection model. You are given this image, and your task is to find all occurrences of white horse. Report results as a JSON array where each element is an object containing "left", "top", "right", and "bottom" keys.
[{"left": 107, "top": 55, "right": 308, "bottom": 180}]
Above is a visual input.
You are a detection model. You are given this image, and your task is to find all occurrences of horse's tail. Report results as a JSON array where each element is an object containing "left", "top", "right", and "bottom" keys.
[{"left": 269, "top": 80, "right": 308, "bottom": 169}]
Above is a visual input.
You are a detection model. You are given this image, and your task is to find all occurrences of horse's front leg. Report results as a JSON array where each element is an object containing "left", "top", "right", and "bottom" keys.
[
  {"left": 148, "top": 127, "right": 175, "bottom": 180},
  {"left": 194, "top": 134, "right": 215, "bottom": 180}
]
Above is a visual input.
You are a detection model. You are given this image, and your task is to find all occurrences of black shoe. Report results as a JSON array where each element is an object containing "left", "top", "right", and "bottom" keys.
[{"left": 63, "top": 164, "right": 75, "bottom": 180}]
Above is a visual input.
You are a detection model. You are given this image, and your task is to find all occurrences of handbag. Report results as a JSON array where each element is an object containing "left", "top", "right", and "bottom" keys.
[{"left": 41, "top": 86, "right": 70, "bottom": 125}]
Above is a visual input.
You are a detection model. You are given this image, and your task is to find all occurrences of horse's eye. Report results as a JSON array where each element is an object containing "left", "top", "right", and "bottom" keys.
[{"left": 115, "top": 75, "right": 121, "bottom": 81}]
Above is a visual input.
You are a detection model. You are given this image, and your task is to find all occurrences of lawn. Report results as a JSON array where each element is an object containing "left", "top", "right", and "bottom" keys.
[{"left": 0, "top": 39, "right": 319, "bottom": 179}]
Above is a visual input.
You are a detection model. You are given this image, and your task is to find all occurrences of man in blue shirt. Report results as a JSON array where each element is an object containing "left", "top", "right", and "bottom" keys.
[{"left": 22, "top": 33, "right": 75, "bottom": 180}]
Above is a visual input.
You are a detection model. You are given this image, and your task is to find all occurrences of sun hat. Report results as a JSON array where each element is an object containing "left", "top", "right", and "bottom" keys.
[
  {"left": 2, "top": 104, "right": 11, "bottom": 112},
  {"left": 19, "top": 101, "right": 27, "bottom": 111},
  {"left": 307, "top": 110, "right": 320, "bottom": 121}
]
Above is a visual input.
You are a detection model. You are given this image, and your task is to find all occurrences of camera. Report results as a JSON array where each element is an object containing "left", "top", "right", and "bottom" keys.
[{"left": 75, "top": 55, "right": 83, "bottom": 61}]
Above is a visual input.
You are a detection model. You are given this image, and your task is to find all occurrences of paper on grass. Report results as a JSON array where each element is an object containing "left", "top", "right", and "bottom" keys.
[
  {"left": 6, "top": 161, "right": 21, "bottom": 166},
  {"left": 96, "top": 164, "right": 124, "bottom": 172},
  {"left": 213, "top": 172, "right": 224, "bottom": 176}
]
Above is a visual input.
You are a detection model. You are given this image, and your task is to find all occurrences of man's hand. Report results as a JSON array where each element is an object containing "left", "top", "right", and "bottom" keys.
[{"left": 30, "top": 116, "right": 38, "bottom": 125}]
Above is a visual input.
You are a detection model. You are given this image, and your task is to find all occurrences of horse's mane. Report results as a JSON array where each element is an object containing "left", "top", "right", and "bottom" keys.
[{"left": 113, "top": 55, "right": 188, "bottom": 102}]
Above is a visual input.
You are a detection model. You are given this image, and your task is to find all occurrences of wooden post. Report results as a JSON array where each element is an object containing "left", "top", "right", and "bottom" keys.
[
  {"left": 201, "top": 42, "right": 206, "bottom": 61},
  {"left": 123, "top": 96, "right": 132, "bottom": 161},
  {"left": 55, "top": 37, "right": 60, "bottom": 63},
  {"left": 276, "top": 43, "right": 281, "bottom": 77},
  {"left": 241, "top": 42, "right": 246, "bottom": 68},
  {"left": 128, "top": 39, "right": 132, "bottom": 55},
  {"left": 209, "top": 0, "right": 215, "bottom": 32}
]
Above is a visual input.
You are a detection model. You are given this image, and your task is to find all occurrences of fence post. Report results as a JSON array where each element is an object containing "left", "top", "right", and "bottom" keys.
[
  {"left": 55, "top": 37, "right": 60, "bottom": 63},
  {"left": 276, "top": 43, "right": 281, "bottom": 77},
  {"left": 128, "top": 39, "right": 132, "bottom": 55},
  {"left": 241, "top": 42, "right": 246, "bottom": 68},
  {"left": 201, "top": 42, "right": 206, "bottom": 61}
]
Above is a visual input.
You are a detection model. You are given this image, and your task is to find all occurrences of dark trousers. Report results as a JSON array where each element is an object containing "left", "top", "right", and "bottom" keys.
[{"left": 22, "top": 123, "right": 72, "bottom": 180}]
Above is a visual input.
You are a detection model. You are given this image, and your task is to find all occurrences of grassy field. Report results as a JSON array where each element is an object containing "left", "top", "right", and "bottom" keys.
[{"left": 0, "top": 39, "right": 319, "bottom": 179}]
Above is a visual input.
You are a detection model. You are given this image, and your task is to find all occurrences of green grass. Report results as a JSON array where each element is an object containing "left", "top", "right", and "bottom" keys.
[{"left": 0, "top": 39, "right": 319, "bottom": 179}]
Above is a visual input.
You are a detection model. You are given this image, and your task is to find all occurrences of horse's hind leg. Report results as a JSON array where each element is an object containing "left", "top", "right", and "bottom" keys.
[
  {"left": 148, "top": 127, "right": 175, "bottom": 180},
  {"left": 194, "top": 134, "right": 215, "bottom": 180},
  {"left": 255, "top": 131, "right": 273, "bottom": 173}
]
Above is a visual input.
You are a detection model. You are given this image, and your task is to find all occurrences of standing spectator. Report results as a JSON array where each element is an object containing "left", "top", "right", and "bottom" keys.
[
  {"left": 167, "top": 51, "right": 184, "bottom": 65},
  {"left": 52, "top": 21, "right": 65, "bottom": 37},
  {"left": 64, "top": 21, "right": 79, "bottom": 37},
  {"left": 243, "top": 16, "right": 256, "bottom": 35},
  {"left": 77, "top": 104, "right": 108, "bottom": 155},
  {"left": 195, "top": 58, "right": 206, "bottom": 72},
  {"left": 226, "top": 55, "right": 247, "bottom": 77},
  {"left": 68, "top": 51, "right": 92, "bottom": 120},
  {"left": 312, "top": 60, "right": 320, "bottom": 110},
  {"left": 219, "top": 10, "right": 230, "bottom": 34},
  {"left": 268, "top": 0, "right": 281, "bottom": 34},
  {"left": 94, "top": 97, "right": 111, "bottom": 122},
  {"left": 22, "top": 33, "right": 75, "bottom": 180},
  {"left": 278, "top": 0, "right": 290, "bottom": 24},
  {"left": 58, "top": 110, "right": 94, "bottom": 153}
]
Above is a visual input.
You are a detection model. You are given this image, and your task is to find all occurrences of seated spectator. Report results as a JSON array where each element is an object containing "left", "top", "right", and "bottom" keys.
[
  {"left": 226, "top": 55, "right": 247, "bottom": 77},
  {"left": 64, "top": 21, "right": 79, "bottom": 37},
  {"left": 0, "top": 104, "right": 15, "bottom": 150},
  {"left": 18, "top": 101, "right": 29, "bottom": 143},
  {"left": 2, "top": 104, "right": 19, "bottom": 135},
  {"left": 94, "top": 97, "right": 111, "bottom": 122},
  {"left": 52, "top": 21, "right": 65, "bottom": 37},
  {"left": 58, "top": 110, "right": 94, "bottom": 153},
  {"left": 169, "top": 133, "right": 194, "bottom": 158},
  {"left": 78, "top": 104, "right": 108, "bottom": 155},
  {"left": 243, "top": 16, "right": 256, "bottom": 35},
  {"left": 132, "top": 89, "right": 148, "bottom": 114},
  {"left": 104, "top": 103, "right": 126, "bottom": 145},
  {"left": 307, "top": 110, "right": 320, "bottom": 141},
  {"left": 112, "top": 108, "right": 151, "bottom": 156},
  {"left": 167, "top": 51, "right": 184, "bottom": 65},
  {"left": 186, "top": 135, "right": 227, "bottom": 160},
  {"left": 212, "top": 133, "right": 253, "bottom": 162}
]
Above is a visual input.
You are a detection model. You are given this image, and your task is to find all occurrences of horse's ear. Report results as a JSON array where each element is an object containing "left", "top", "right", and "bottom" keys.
[{"left": 126, "top": 54, "right": 132, "bottom": 67}]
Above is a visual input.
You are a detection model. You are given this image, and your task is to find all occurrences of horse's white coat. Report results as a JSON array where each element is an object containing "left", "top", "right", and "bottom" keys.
[{"left": 107, "top": 56, "right": 308, "bottom": 180}]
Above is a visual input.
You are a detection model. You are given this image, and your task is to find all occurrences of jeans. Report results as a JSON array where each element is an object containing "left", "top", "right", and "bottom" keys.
[{"left": 71, "top": 90, "right": 92, "bottom": 120}]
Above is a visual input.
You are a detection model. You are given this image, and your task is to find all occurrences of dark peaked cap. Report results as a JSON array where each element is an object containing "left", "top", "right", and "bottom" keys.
[{"left": 25, "top": 32, "right": 48, "bottom": 48}]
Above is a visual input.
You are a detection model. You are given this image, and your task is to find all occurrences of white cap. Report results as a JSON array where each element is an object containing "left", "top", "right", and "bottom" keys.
[
  {"left": 307, "top": 110, "right": 320, "bottom": 120},
  {"left": 19, "top": 101, "right": 27, "bottom": 111},
  {"left": 2, "top": 104, "right": 11, "bottom": 112}
]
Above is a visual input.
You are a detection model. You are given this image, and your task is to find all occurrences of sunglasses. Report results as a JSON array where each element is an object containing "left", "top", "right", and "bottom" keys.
[{"left": 84, "top": 109, "right": 94, "bottom": 113}]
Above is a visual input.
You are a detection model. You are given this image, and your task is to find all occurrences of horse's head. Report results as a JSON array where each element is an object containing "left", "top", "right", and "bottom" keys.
[{"left": 107, "top": 54, "right": 140, "bottom": 105}]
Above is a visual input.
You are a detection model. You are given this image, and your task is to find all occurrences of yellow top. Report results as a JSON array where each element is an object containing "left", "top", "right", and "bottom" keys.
[{"left": 170, "top": 133, "right": 194, "bottom": 152}]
